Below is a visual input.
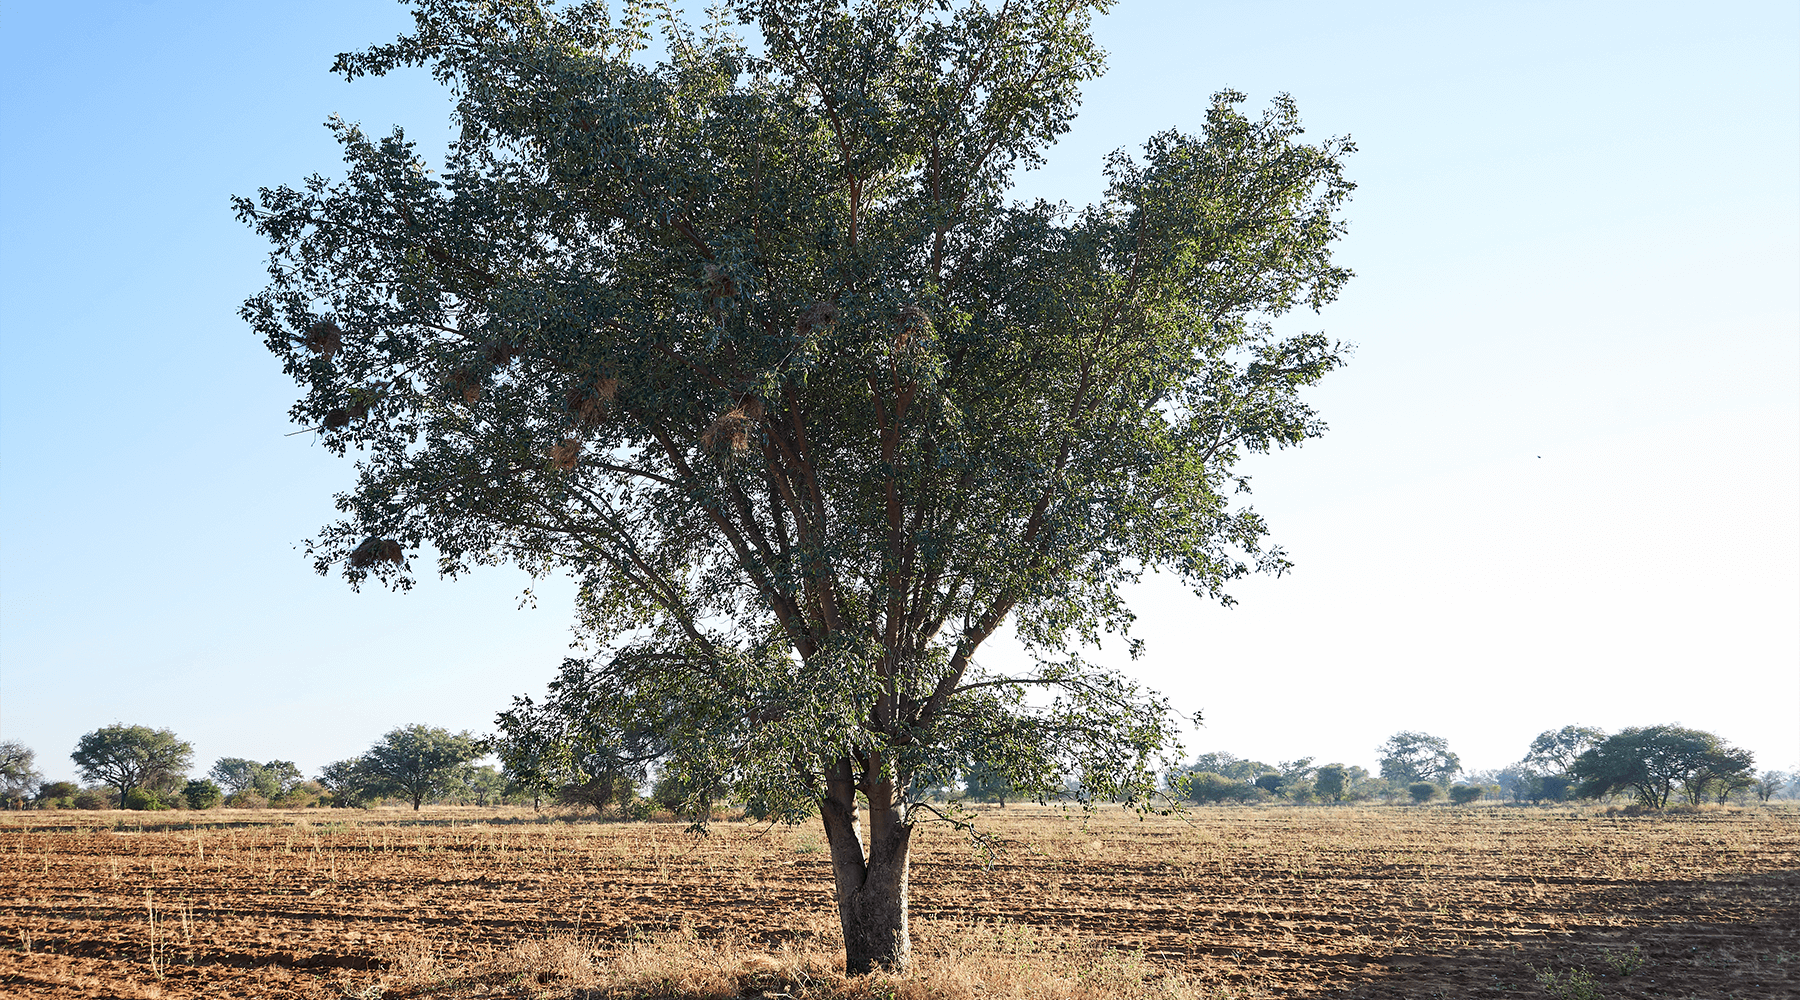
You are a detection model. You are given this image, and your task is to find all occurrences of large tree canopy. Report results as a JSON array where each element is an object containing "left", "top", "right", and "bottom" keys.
[
  {"left": 1571, "top": 725, "right": 1755, "bottom": 809},
  {"left": 237, "top": 0, "right": 1353, "bottom": 972},
  {"left": 70, "top": 725, "right": 194, "bottom": 800}
]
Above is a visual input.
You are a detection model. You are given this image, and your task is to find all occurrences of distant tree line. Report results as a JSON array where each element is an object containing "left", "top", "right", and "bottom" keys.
[
  {"left": 3, "top": 719, "right": 1785, "bottom": 815},
  {"left": 1171, "top": 724, "right": 1780, "bottom": 810}
]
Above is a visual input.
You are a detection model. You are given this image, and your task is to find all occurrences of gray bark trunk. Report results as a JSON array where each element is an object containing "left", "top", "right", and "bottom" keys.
[{"left": 820, "top": 760, "right": 914, "bottom": 974}]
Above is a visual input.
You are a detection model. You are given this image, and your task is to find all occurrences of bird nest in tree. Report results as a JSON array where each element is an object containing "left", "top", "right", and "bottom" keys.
[
  {"left": 348, "top": 537, "right": 404, "bottom": 568},
  {"left": 700, "top": 397, "right": 763, "bottom": 456},
  {"left": 302, "top": 320, "right": 342, "bottom": 359},
  {"left": 565, "top": 377, "right": 618, "bottom": 428},
  {"left": 550, "top": 438, "right": 582, "bottom": 471},
  {"left": 483, "top": 340, "right": 519, "bottom": 366},
  {"left": 796, "top": 300, "right": 839, "bottom": 337},
  {"left": 895, "top": 304, "right": 931, "bottom": 347},
  {"left": 447, "top": 368, "right": 483, "bottom": 405}
]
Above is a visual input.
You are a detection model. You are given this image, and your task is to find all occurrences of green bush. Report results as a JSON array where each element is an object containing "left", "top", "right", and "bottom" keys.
[
  {"left": 183, "top": 779, "right": 224, "bottom": 810},
  {"left": 271, "top": 781, "right": 325, "bottom": 809},
  {"left": 1448, "top": 784, "right": 1483, "bottom": 805},
  {"left": 124, "top": 788, "right": 173, "bottom": 811},
  {"left": 35, "top": 781, "right": 80, "bottom": 808},
  {"left": 1183, "top": 772, "right": 1262, "bottom": 804},
  {"left": 1408, "top": 782, "right": 1441, "bottom": 804}
]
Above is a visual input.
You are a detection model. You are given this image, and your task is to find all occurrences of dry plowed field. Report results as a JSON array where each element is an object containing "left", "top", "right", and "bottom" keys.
[{"left": 0, "top": 804, "right": 1794, "bottom": 998}]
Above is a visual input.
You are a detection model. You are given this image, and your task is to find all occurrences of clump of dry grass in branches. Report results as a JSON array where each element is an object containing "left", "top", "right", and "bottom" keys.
[
  {"left": 347, "top": 537, "right": 404, "bottom": 567},
  {"left": 361, "top": 919, "right": 1206, "bottom": 1000},
  {"left": 550, "top": 437, "right": 583, "bottom": 471},
  {"left": 700, "top": 397, "right": 763, "bottom": 456},
  {"left": 566, "top": 377, "right": 619, "bottom": 428},
  {"left": 302, "top": 319, "right": 343, "bottom": 358}
]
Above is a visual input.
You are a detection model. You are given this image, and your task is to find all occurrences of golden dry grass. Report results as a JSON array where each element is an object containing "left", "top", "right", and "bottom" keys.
[{"left": 0, "top": 802, "right": 1794, "bottom": 998}]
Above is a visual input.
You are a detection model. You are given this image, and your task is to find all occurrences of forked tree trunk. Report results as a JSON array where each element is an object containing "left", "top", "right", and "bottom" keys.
[{"left": 820, "top": 762, "right": 915, "bottom": 974}]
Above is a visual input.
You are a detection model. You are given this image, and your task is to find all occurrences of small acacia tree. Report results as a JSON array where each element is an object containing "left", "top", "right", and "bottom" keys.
[
  {"left": 71, "top": 725, "right": 193, "bottom": 803},
  {"left": 237, "top": 0, "right": 1353, "bottom": 972}
]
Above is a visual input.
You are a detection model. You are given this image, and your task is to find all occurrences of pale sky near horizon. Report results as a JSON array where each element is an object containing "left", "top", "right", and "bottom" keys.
[{"left": 3, "top": 2, "right": 1795, "bottom": 787}]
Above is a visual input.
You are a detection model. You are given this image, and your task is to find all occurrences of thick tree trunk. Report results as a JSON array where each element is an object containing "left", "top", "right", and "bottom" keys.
[{"left": 820, "top": 761, "right": 915, "bottom": 974}]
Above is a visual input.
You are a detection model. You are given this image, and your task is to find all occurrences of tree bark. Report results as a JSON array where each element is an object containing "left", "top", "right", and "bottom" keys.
[{"left": 820, "top": 761, "right": 915, "bottom": 974}]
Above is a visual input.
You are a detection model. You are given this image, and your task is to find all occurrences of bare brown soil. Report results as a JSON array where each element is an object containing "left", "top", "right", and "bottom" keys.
[{"left": 0, "top": 803, "right": 1793, "bottom": 998}]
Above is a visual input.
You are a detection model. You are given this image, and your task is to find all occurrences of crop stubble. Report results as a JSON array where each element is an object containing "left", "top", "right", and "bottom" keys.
[{"left": 0, "top": 804, "right": 1794, "bottom": 998}]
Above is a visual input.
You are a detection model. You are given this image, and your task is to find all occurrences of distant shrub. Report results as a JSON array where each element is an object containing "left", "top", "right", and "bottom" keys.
[
  {"left": 1313, "top": 766, "right": 1346, "bottom": 802},
  {"left": 228, "top": 792, "right": 269, "bottom": 810},
  {"left": 1184, "top": 772, "right": 1261, "bottom": 804},
  {"left": 183, "top": 779, "right": 224, "bottom": 810},
  {"left": 1448, "top": 785, "right": 1483, "bottom": 805},
  {"left": 271, "top": 781, "right": 325, "bottom": 809},
  {"left": 1253, "top": 773, "right": 1283, "bottom": 793},
  {"left": 35, "top": 781, "right": 80, "bottom": 809},
  {"left": 124, "top": 788, "right": 172, "bottom": 811},
  {"left": 73, "top": 787, "right": 116, "bottom": 810},
  {"left": 1408, "top": 782, "right": 1441, "bottom": 804}
]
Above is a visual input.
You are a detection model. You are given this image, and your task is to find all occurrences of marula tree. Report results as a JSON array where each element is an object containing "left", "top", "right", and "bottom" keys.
[{"left": 238, "top": 0, "right": 1353, "bottom": 972}]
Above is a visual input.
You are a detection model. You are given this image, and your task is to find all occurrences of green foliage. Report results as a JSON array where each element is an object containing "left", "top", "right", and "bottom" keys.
[
  {"left": 1447, "top": 784, "right": 1482, "bottom": 805},
  {"left": 961, "top": 762, "right": 1016, "bottom": 806},
  {"left": 355, "top": 725, "right": 481, "bottom": 810},
  {"left": 1533, "top": 966, "right": 1603, "bottom": 1000},
  {"left": 1407, "top": 782, "right": 1440, "bottom": 804},
  {"left": 1185, "top": 753, "right": 1273, "bottom": 784},
  {"left": 1754, "top": 770, "right": 1789, "bottom": 802},
  {"left": 72, "top": 787, "right": 116, "bottom": 810},
  {"left": 272, "top": 780, "right": 327, "bottom": 809},
  {"left": 34, "top": 781, "right": 80, "bottom": 809},
  {"left": 1378, "top": 732, "right": 1460, "bottom": 786},
  {"left": 1253, "top": 773, "right": 1283, "bottom": 793},
  {"left": 0, "top": 741, "right": 42, "bottom": 800},
  {"left": 317, "top": 758, "right": 378, "bottom": 807},
  {"left": 239, "top": 0, "right": 1353, "bottom": 972},
  {"left": 1538, "top": 775, "right": 1572, "bottom": 802},
  {"left": 1181, "top": 771, "right": 1261, "bottom": 804},
  {"left": 464, "top": 765, "right": 513, "bottom": 806},
  {"left": 124, "top": 787, "right": 175, "bottom": 811},
  {"left": 1603, "top": 945, "right": 1645, "bottom": 978},
  {"left": 1570, "top": 724, "right": 1754, "bottom": 810},
  {"left": 494, "top": 661, "right": 671, "bottom": 814},
  {"left": 557, "top": 770, "right": 640, "bottom": 813},
  {"left": 210, "top": 758, "right": 305, "bottom": 802},
  {"left": 183, "top": 779, "right": 225, "bottom": 810},
  {"left": 1524, "top": 725, "right": 1606, "bottom": 776},
  {"left": 71, "top": 724, "right": 194, "bottom": 801},
  {"left": 1313, "top": 765, "right": 1346, "bottom": 802}
]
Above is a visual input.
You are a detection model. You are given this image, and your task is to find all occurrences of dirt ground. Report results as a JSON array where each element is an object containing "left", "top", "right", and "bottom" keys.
[{"left": 0, "top": 803, "right": 1793, "bottom": 998}]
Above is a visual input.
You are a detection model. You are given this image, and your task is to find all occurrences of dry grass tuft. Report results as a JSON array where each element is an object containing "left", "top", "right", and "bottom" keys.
[
  {"left": 364, "top": 920, "right": 1208, "bottom": 1000},
  {"left": 551, "top": 437, "right": 582, "bottom": 471}
]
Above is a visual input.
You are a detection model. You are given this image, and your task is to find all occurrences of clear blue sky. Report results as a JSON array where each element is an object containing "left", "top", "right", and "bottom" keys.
[{"left": 3, "top": 1, "right": 1795, "bottom": 785}]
